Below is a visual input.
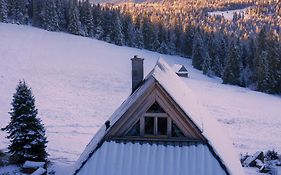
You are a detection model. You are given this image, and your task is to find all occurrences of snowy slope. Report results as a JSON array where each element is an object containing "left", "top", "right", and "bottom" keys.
[
  {"left": 0, "top": 23, "right": 281, "bottom": 174},
  {"left": 208, "top": 7, "right": 249, "bottom": 20}
]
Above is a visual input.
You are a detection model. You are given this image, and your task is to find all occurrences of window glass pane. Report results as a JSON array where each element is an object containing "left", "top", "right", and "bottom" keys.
[
  {"left": 144, "top": 117, "right": 154, "bottom": 135},
  {"left": 157, "top": 117, "right": 167, "bottom": 135},
  {"left": 126, "top": 120, "right": 140, "bottom": 136},
  {"left": 147, "top": 102, "right": 165, "bottom": 113},
  {"left": 172, "top": 121, "right": 185, "bottom": 137}
]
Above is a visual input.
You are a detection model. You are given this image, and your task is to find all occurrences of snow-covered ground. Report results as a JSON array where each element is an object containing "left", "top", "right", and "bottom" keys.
[
  {"left": 0, "top": 23, "right": 280, "bottom": 174},
  {"left": 208, "top": 7, "right": 249, "bottom": 20}
]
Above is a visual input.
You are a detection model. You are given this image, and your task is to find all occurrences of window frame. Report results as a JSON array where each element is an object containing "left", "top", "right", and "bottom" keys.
[
  {"left": 140, "top": 113, "right": 173, "bottom": 137},
  {"left": 125, "top": 112, "right": 186, "bottom": 139}
]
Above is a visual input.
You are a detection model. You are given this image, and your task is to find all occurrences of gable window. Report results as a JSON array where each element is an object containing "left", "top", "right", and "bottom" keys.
[
  {"left": 143, "top": 116, "right": 168, "bottom": 136},
  {"left": 144, "top": 117, "right": 154, "bottom": 135},
  {"left": 126, "top": 102, "right": 185, "bottom": 139},
  {"left": 157, "top": 117, "right": 167, "bottom": 135}
]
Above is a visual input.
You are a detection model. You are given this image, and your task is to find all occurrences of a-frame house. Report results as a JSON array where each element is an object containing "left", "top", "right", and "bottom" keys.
[{"left": 72, "top": 56, "right": 244, "bottom": 175}]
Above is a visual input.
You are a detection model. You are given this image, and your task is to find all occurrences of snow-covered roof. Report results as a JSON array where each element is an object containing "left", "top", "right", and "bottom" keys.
[
  {"left": 23, "top": 161, "right": 45, "bottom": 169},
  {"left": 151, "top": 58, "right": 244, "bottom": 175},
  {"left": 72, "top": 58, "right": 244, "bottom": 175},
  {"left": 31, "top": 167, "right": 46, "bottom": 175},
  {"left": 77, "top": 141, "right": 228, "bottom": 175}
]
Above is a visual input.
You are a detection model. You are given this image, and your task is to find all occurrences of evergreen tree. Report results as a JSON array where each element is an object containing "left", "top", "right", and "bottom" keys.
[
  {"left": 192, "top": 32, "right": 206, "bottom": 70},
  {"left": 135, "top": 28, "right": 144, "bottom": 49},
  {"left": 92, "top": 4, "right": 104, "bottom": 39},
  {"left": 9, "top": 0, "right": 28, "bottom": 24},
  {"left": 101, "top": 8, "right": 112, "bottom": 42},
  {"left": 80, "top": 0, "right": 94, "bottom": 37},
  {"left": 110, "top": 11, "right": 124, "bottom": 46},
  {"left": 0, "top": 0, "right": 8, "bottom": 22},
  {"left": 222, "top": 41, "right": 242, "bottom": 85},
  {"left": 255, "top": 51, "right": 270, "bottom": 92},
  {"left": 142, "top": 17, "right": 157, "bottom": 50},
  {"left": 217, "top": 36, "right": 227, "bottom": 69},
  {"left": 207, "top": 33, "right": 223, "bottom": 77},
  {"left": 158, "top": 41, "right": 169, "bottom": 54},
  {"left": 183, "top": 25, "right": 194, "bottom": 57},
  {"left": 257, "top": 26, "right": 267, "bottom": 52},
  {"left": 56, "top": 0, "right": 66, "bottom": 30},
  {"left": 1, "top": 81, "right": 48, "bottom": 164},
  {"left": 174, "top": 24, "right": 184, "bottom": 54},
  {"left": 67, "top": 0, "right": 84, "bottom": 35},
  {"left": 31, "top": 0, "right": 44, "bottom": 27},
  {"left": 202, "top": 52, "right": 213, "bottom": 76},
  {"left": 122, "top": 14, "right": 132, "bottom": 46},
  {"left": 126, "top": 20, "right": 137, "bottom": 47},
  {"left": 167, "top": 28, "right": 176, "bottom": 54},
  {"left": 247, "top": 38, "right": 258, "bottom": 85},
  {"left": 266, "top": 31, "right": 281, "bottom": 93},
  {"left": 41, "top": 0, "right": 59, "bottom": 31}
]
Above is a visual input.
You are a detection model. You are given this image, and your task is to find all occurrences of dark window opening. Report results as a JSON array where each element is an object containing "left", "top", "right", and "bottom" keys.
[
  {"left": 126, "top": 120, "right": 140, "bottom": 136},
  {"left": 172, "top": 121, "right": 185, "bottom": 137},
  {"left": 144, "top": 117, "right": 154, "bottom": 135},
  {"left": 147, "top": 102, "right": 165, "bottom": 113},
  {"left": 157, "top": 117, "right": 167, "bottom": 135}
]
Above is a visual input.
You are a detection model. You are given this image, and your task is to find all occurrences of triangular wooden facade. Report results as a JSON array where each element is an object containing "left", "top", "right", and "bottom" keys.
[{"left": 104, "top": 80, "right": 205, "bottom": 142}]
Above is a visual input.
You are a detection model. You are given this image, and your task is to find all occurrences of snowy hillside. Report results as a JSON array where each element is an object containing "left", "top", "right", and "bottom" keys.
[
  {"left": 208, "top": 7, "right": 249, "bottom": 20},
  {"left": 0, "top": 24, "right": 281, "bottom": 174}
]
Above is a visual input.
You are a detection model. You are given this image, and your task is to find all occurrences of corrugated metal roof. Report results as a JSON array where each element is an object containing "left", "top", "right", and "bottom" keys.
[{"left": 77, "top": 141, "right": 227, "bottom": 175}]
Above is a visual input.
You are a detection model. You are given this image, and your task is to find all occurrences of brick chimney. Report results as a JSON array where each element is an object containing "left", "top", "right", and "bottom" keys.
[{"left": 131, "top": 55, "right": 144, "bottom": 93}]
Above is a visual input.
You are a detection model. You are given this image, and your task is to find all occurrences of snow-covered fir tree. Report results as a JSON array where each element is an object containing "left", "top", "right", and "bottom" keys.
[
  {"left": 92, "top": 4, "right": 104, "bottom": 39},
  {"left": 157, "top": 22, "right": 168, "bottom": 54},
  {"left": 135, "top": 28, "right": 144, "bottom": 49},
  {"left": 110, "top": 11, "right": 124, "bottom": 46},
  {"left": 158, "top": 41, "right": 169, "bottom": 54},
  {"left": 122, "top": 15, "right": 131, "bottom": 45},
  {"left": 265, "top": 31, "right": 281, "bottom": 93},
  {"left": 67, "top": 0, "right": 84, "bottom": 36},
  {"left": 102, "top": 8, "right": 113, "bottom": 42},
  {"left": 167, "top": 29, "right": 176, "bottom": 55},
  {"left": 255, "top": 51, "right": 270, "bottom": 92},
  {"left": 80, "top": 0, "right": 94, "bottom": 37},
  {"left": 142, "top": 17, "right": 158, "bottom": 50},
  {"left": 202, "top": 52, "right": 213, "bottom": 76},
  {"left": 192, "top": 32, "right": 206, "bottom": 70},
  {"left": 9, "top": 0, "right": 28, "bottom": 24},
  {"left": 127, "top": 22, "right": 137, "bottom": 47},
  {"left": 223, "top": 41, "right": 243, "bottom": 85},
  {"left": 183, "top": 26, "right": 194, "bottom": 57},
  {"left": 1, "top": 81, "right": 48, "bottom": 164},
  {"left": 0, "top": 0, "right": 8, "bottom": 22},
  {"left": 41, "top": 0, "right": 59, "bottom": 31},
  {"left": 56, "top": 0, "right": 66, "bottom": 30},
  {"left": 174, "top": 24, "right": 184, "bottom": 54},
  {"left": 32, "top": 0, "right": 44, "bottom": 27}
]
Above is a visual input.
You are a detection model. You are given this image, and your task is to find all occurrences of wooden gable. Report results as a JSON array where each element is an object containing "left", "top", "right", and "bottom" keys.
[{"left": 104, "top": 78, "right": 205, "bottom": 142}]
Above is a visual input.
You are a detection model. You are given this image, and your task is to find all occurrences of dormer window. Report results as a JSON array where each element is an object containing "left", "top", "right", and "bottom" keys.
[{"left": 126, "top": 102, "right": 184, "bottom": 139}]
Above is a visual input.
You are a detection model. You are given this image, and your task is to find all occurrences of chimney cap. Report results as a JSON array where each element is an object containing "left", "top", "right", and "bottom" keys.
[{"left": 131, "top": 55, "right": 144, "bottom": 61}]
